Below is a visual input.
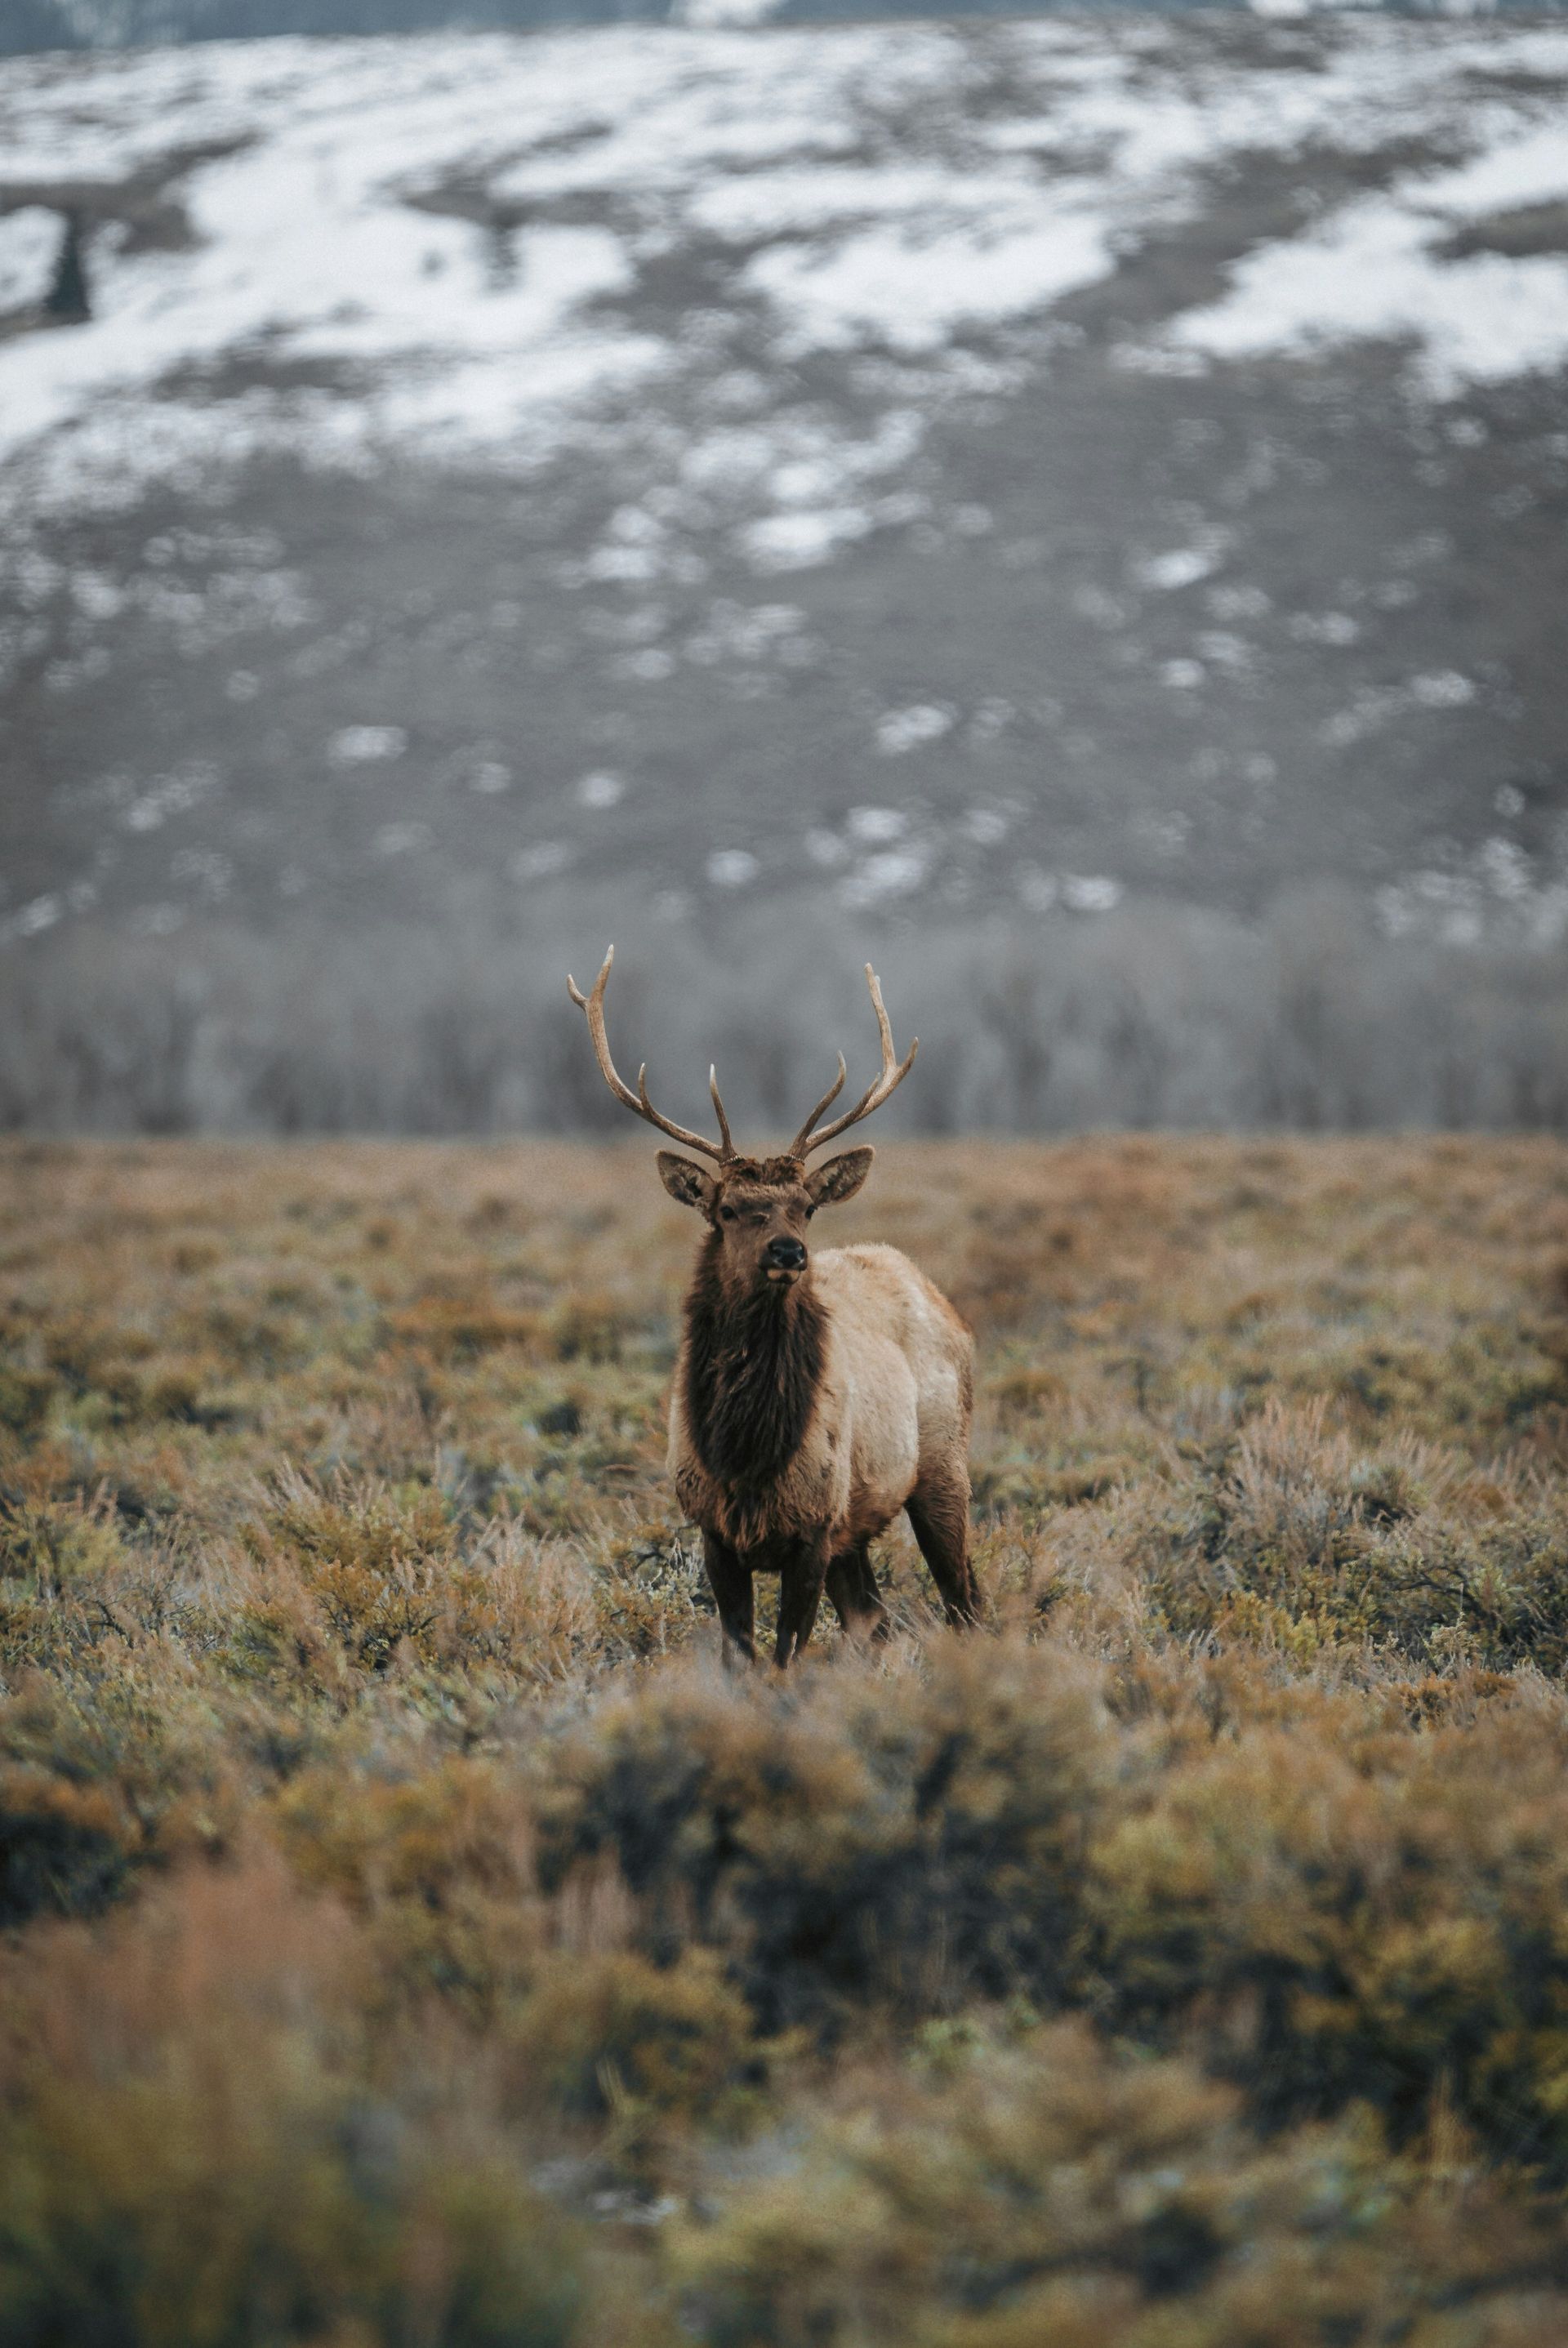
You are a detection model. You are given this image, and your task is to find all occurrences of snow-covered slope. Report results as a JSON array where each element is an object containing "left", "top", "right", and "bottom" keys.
[
  {"left": 4, "top": 22, "right": 1568, "bottom": 509},
  {"left": 3, "top": 16, "right": 1568, "bottom": 969}
]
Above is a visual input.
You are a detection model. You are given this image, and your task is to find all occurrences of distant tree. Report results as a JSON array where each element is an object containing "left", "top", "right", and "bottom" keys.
[{"left": 44, "top": 211, "right": 90, "bottom": 324}]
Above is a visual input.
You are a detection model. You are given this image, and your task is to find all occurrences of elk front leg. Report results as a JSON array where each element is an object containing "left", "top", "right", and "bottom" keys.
[
  {"left": 826, "top": 1540, "right": 890, "bottom": 1646},
  {"left": 775, "top": 1530, "right": 832, "bottom": 1669},
  {"left": 906, "top": 1471, "right": 979, "bottom": 1628},
  {"left": 702, "top": 1530, "right": 755, "bottom": 1665}
]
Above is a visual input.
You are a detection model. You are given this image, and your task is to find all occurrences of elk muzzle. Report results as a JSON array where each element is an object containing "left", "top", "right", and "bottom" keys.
[{"left": 764, "top": 1235, "right": 808, "bottom": 1281}]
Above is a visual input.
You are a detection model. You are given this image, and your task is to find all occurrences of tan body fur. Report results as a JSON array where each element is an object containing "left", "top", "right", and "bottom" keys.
[{"left": 670, "top": 1242, "right": 973, "bottom": 1557}]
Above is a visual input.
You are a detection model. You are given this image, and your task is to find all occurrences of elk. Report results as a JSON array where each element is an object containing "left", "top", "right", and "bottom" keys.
[{"left": 567, "top": 948, "right": 978, "bottom": 1665}]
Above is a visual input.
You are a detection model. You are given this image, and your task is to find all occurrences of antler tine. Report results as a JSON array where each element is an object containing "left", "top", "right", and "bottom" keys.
[
  {"left": 633, "top": 1063, "right": 728, "bottom": 1161},
  {"left": 566, "top": 945, "right": 733, "bottom": 1161},
  {"left": 787, "top": 1053, "right": 847, "bottom": 1159},
  {"left": 795, "top": 965, "right": 919, "bottom": 1158},
  {"left": 708, "top": 1066, "right": 734, "bottom": 1157},
  {"left": 567, "top": 947, "right": 639, "bottom": 1116}
]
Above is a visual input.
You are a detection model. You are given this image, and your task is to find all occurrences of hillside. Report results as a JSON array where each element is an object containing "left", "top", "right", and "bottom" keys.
[
  {"left": 3, "top": 1134, "right": 1568, "bottom": 2339},
  {"left": 4, "top": 18, "right": 1568, "bottom": 1129}
]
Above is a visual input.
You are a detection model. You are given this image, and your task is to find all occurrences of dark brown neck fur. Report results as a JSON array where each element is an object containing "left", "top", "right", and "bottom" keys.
[{"left": 682, "top": 1234, "right": 826, "bottom": 1494}]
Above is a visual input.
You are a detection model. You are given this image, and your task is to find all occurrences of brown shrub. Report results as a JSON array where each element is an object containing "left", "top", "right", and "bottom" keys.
[
  {"left": 509, "top": 1948, "right": 755, "bottom": 2127},
  {"left": 1140, "top": 1397, "right": 1568, "bottom": 1670},
  {"left": 536, "top": 1643, "right": 1108, "bottom": 2033},
  {"left": 0, "top": 1666, "right": 240, "bottom": 1924},
  {"left": 670, "top": 2018, "right": 1568, "bottom": 2348},
  {"left": 275, "top": 1751, "right": 541, "bottom": 2009},
  {"left": 245, "top": 1479, "right": 458, "bottom": 1673},
  {"left": 0, "top": 1366, "right": 53, "bottom": 1437},
  {"left": 0, "top": 1856, "right": 593, "bottom": 2348},
  {"left": 1088, "top": 1695, "right": 1568, "bottom": 2161},
  {"left": 384, "top": 1296, "right": 543, "bottom": 1361}
]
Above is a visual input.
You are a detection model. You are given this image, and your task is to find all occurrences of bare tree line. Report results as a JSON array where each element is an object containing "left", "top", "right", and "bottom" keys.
[{"left": 4, "top": 884, "right": 1568, "bottom": 1137}]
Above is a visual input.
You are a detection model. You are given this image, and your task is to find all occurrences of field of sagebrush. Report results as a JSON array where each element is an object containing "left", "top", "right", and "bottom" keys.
[{"left": 5, "top": 1134, "right": 1568, "bottom": 2346}]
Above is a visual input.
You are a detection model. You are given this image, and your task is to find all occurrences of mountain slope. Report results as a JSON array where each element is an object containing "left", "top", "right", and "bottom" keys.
[{"left": 2, "top": 17, "right": 1567, "bottom": 1129}]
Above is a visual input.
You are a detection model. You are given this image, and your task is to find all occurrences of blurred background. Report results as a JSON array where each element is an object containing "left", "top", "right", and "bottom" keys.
[{"left": 3, "top": 0, "right": 1567, "bottom": 1138}]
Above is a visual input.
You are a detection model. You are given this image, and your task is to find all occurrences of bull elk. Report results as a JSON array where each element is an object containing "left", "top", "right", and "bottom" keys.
[{"left": 567, "top": 948, "right": 978, "bottom": 1665}]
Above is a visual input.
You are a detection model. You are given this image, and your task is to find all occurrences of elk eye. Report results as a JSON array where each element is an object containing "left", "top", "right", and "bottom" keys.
[{"left": 719, "top": 1205, "right": 737, "bottom": 1223}]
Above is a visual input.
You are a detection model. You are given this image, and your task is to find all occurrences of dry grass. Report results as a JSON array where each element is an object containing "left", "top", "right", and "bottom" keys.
[{"left": 4, "top": 1134, "right": 1568, "bottom": 2344}]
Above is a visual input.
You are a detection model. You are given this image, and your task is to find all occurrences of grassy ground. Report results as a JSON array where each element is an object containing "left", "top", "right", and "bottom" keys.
[{"left": 5, "top": 1134, "right": 1568, "bottom": 2345}]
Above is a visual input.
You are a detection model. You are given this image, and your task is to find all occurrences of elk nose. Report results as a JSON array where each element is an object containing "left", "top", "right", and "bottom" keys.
[{"left": 766, "top": 1236, "right": 807, "bottom": 1271}]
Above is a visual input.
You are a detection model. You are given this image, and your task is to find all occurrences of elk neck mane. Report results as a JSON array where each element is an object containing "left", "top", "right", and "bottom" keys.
[{"left": 682, "top": 1231, "right": 828, "bottom": 1492}]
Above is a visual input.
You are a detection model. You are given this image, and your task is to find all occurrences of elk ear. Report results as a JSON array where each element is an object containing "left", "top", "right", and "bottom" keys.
[
  {"left": 806, "top": 1146, "right": 874, "bottom": 1211},
  {"left": 657, "top": 1152, "right": 715, "bottom": 1214}
]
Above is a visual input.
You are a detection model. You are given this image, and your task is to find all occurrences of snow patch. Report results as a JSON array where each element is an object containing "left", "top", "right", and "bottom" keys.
[
  {"left": 744, "top": 210, "right": 1111, "bottom": 357},
  {"left": 0, "top": 893, "right": 62, "bottom": 944},
  {"left": 0, "top": 207, "right": 59, "bottom": 313},
  {"left": 839, "top": 845, "right": 930, "bottom": 909},
  {"left": 1062, "top": 874, "right": 1125, "bottom": 913},
  {"left": 740, "top": 506, "right": 875, "bottom": 573},
  {"left": 330, "top": 725, "right": 406, "bottom": 764},
  {"left": 513, "top": 841, "right": 574, "bottom": 881},
  {"left": 1135, "top": 544, "right": 1223, "bottom": 592},
  {"left": 1165, "top": 126, "right": 1568, "bottom": 394},
  {"left": 373, "top": 821, "right": 431, "bottom": 857},
  {"left": 874, "top": 706, "right": 953, "bottom": 757},
  {"left": 1, "top": 20, "right": 1566, "bottom": 544},
  {"left": 576, "top": 770, "right": 626, "bottom": 809}
]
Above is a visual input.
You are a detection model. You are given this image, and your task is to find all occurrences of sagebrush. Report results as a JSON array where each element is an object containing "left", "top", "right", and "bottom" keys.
[{"left": 4, "top": 1134, "right": 1568, "bottom": 2344}]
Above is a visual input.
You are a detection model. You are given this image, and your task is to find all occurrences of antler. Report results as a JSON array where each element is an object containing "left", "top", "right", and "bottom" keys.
[
  {"left": 790, "top": 965, "right": 918, "bottom": 1158},
  {"left": 567, "top": 945, "right": 736, "bottom": 1162}
]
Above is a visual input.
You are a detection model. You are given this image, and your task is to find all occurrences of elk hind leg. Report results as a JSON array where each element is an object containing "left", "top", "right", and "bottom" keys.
[
  {"left": 906, "top": 1473, "right": 979, "bottom": 1628},
  {"left": 826, "top": 1540, "right": 889, "bottom": 1645},
  {"left": 702, "top": 1530, "right": 755, "bottom": 1665}
]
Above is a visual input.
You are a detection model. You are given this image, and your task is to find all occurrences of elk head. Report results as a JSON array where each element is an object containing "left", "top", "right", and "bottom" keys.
[{"left": 565, "top": 947, "right": 917, "bottom": 1301}]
